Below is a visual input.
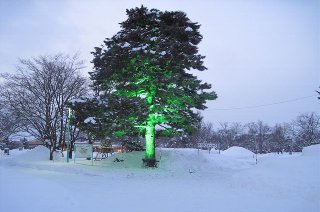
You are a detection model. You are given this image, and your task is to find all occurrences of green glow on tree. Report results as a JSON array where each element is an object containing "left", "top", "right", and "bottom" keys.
[{"left": 145, "top": 124, "right": 155, "bottom": 160}]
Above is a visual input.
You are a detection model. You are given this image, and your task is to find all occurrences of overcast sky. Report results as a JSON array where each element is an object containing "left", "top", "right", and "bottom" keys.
[{"left": 0, "top": 0, "right": 319, "bottom": 126}]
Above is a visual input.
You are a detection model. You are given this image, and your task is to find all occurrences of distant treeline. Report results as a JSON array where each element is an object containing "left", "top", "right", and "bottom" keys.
[{"left": 157, "top": 112, "right": 320, "bottom": 153}]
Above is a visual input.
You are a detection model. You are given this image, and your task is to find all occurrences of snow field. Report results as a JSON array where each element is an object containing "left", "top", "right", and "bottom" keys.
[{"left": 0, "top": 145, "right": 319, "bottom": 212}]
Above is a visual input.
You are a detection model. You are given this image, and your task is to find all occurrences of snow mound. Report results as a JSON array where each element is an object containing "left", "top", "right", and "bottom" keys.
[
  {"left": 222, "top": 146, "right": 254, "bottom": 158},
  {"left": 27, "top": 145, "right": 49, "bottom": 154},
  {"left": 302, "top": 144, "right": 320, "bottom": 157},
  {"left": 168, "top": 148, "right": 213, "bottom": 175},
  {"left": 13, "top": 145, "right": 49, "bottom": 162}
]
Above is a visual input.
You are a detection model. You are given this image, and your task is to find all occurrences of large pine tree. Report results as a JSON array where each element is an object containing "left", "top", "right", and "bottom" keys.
[{"left": 87, "top": 6, "right": 216, "bottom": 166}]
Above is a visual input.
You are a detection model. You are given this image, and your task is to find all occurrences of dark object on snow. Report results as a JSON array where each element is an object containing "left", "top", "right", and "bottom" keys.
[
  {"left": 113, "top": 158, "right": 124, "bottom": 162},
  {"left": 188, "top": 169, "right": 195, "bottom": 174},
  {"left": 142, "top": 158, "right": 158, "bottom": 168},
  {"left": 4, "top": 148, "right": 9, "bottom": 155}
]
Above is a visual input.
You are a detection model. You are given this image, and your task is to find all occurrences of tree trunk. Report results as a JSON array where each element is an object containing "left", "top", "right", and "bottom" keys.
[
  {"left": 49, "top": 148, "right": 54, "bottom": 160},
  {"left": 145, "top": 87, "right": 156, "bottom": 167},
  {"left": 144, "top": 122, "right": 156, "bottom": 167},
  {"left": 69, "top": 144, "right": 73, "bottom": 159},
  {"left": 145, "top": 123, "right": 155, "bottom": 160}
]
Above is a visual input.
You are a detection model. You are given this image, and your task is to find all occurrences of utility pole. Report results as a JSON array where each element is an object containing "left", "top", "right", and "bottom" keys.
[{"left": 66, "top": 108, "right": 72, "bottom": 163}]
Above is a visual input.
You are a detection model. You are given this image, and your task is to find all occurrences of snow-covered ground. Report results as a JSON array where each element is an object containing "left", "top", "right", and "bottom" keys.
[{"left": 0, "top": 145, "right": 319, "bottom": 212}]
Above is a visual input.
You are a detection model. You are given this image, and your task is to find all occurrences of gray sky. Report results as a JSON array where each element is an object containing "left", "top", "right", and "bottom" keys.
[{"left": 0, "top": 0, "right": 319, "bottom": 126}]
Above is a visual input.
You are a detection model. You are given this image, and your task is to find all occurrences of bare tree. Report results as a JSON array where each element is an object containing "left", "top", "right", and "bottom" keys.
[
  {"left": 280, "top": 123, "right": 297, "bottom": 152},
  {"left": 0, "top": 97, "right": 19, "bottom": 144},
  {"left": 245, "top": 122, "right": 258, "bottom": 152},
  {"left": 229, "top": 122, "right": 244, "bottom": 146},
  {"left": 191, "top": 121, "right": 214, "bottom": 147},
  {"left": 244, "top": 121, "right": 270, "bottom": 153},
  {"left": 269, "top": 124, "right": 289, "bottom": 153},
  {"left": 216, "top": 122, "right": 231, "bottom": 151},
  {"left": 0, "top": 54, "right": 88, "bottom": 160},
  {"left": 256, "top": 121, "right": 271, "bottom": 153},
  {"left": 294, "top": 112, "right": 320, "bottom": 147}
]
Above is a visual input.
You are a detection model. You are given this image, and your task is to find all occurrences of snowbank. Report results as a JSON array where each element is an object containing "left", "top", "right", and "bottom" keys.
[
  {"left": 221, "top": 146, "right": 254, "bottom": 158},
  {"left": 302, "top": 144, "right": 320, "bottom": 156},
  {"left": 15, "top": 145, "right": 49, "bottom": 160},
  {"left": 0, "top": 146, "right": 49, "bottom": 165},
  {"left": 0, "top": 146, "right": 319, "bottom": 212}
]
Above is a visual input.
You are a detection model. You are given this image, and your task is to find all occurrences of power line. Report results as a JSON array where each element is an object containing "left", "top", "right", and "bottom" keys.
[{"left": 212, "top": 95, "right": 317, "bottom": 111}]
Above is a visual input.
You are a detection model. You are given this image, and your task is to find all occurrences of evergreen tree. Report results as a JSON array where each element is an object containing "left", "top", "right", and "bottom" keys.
[{"left": 88, "top": 6, "right": 216, "bottom": 166}]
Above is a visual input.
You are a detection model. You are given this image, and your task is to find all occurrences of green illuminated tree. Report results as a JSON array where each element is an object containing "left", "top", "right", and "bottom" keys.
[{"left": 90, "top": 6, "right": 217, "bottom": 166}]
